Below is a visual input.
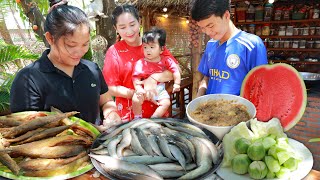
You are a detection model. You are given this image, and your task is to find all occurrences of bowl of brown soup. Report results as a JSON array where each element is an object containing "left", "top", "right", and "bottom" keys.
[{"left": 186, "top": 94, "right": 256, "bottom": 140}]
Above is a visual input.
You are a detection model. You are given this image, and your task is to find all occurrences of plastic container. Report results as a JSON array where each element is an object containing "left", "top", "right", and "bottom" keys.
[
  {"left": 246, "top": 5, "right": 255, "bottom": 22},
  {"left": 293, "top": 27, "right": 300, "bottom": 36},
  {"left": 302, "top": 27, "right": 309, "bottom": 35},
  {"left": 313, "top": 8, "right": 319, "bottom": 19},
  {"left": 262, "top": 24, "right": 270, "bottom": 36},
  {"left": 255, "top": 25, "right": 262, "bottom": 36},
  {"left": 268, "top": 40, "right": 274, "bottom": 48},
  {"left": 286, "top": 26, "right": 293, "bottom": 36},
  {"left": 278, "top": 26, "right": 286, "bottom": 36},
  {"left": 248, "top": 24, "right": 255, "bottom": 34},
  {"left": 264, "top": 3, "right": 273, "bottom": 21},
  {"left": 236, "top": 7, "right": 247, "bottom": 22},
  {"left": 315, "top": 41, "right": 320, "bottom": 48},
  {"left": 255, "top": 6, "right": 264, "bottom": 21},
  {"left": 279, "top": 40, "right": 284, "bottom": 48},
  {"left": 283, "top": 9, "right": 291, "bottom": 20},
  {"left": 283, "top": 40, "right": 291, "bottom": 48},
  {"left": 273, "top": 40, "right": 280, "bottom": 48},
  {"left": 292, "top": 40, "right": 299, "bottom": 48},
  {"left": 306, "top": 40, "right": 314, "bottom": 48},
  {"left": 299, "top": 40, "right": 306, "bottom": 48},
  {"left": 316, "top": 27, "right": 320, "bottom": 35},
  {"left": 309, "top": 27, "right": 316, "bottom": 35},
  {"left": 274, "top": 7, "right": 283, "bottom": 20}
]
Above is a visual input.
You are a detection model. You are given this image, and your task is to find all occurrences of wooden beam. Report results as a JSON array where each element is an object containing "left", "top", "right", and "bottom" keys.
[{"left": 191, "top": 35, "right": 203, "bottom": 100}]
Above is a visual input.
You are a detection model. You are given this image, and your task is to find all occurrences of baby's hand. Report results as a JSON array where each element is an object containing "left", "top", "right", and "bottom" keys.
[
  {"left": 135, "top": 87, "right": 146, "bottom": 96},
  {"left": 173, "top": 84, "right": 180, "bottom": 93}
]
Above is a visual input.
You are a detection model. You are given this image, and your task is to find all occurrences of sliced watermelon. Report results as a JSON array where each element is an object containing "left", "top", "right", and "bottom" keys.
[{"left": 240, "top": 63, "right": 307, "bottom": 131}]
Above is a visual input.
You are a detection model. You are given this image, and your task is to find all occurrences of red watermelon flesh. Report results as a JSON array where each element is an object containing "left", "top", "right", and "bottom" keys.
[{"left": 240, "top": 63, "right": 307, "bottom": 131}]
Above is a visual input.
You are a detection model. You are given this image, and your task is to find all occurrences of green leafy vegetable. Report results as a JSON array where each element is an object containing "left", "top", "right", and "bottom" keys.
[
  {"left": 231, "top": 154, "right": 251, "bottom": 175},
  {"left": 234, "top": 138, "right": 251, "bottom": 154},
  {"left": 248, "top": 161, "right": 268, "bottom": 179}
]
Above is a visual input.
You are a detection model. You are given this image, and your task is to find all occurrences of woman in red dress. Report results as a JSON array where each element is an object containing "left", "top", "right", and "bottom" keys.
[{"left": 102, "top": 5, "right": 177, "bottom": 122}]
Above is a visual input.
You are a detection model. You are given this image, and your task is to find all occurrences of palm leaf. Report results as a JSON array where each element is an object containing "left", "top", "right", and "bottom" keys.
[
  {"left": 0, "top": 42, "right": 39, "bottom": 114},
  {"left": 0, "top": 43, "right": 39, "bottom": 69}
]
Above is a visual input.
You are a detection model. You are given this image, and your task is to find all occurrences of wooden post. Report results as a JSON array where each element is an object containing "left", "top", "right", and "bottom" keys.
[
  {"left": 97, "top": 0, "right": 116, "bottom": 48},
  {"left": 191, "top": 34, "right": 203, "bottom": 100}
]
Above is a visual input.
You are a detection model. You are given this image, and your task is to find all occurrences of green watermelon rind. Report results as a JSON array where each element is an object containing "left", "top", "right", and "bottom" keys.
[{"left": 240, "top": 63, "right": 307, "bottom": 131}]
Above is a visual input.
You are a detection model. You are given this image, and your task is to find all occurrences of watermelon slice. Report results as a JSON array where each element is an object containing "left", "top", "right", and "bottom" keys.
[{"left": 240, "top": 63, "right": 307, "bottom": 131}]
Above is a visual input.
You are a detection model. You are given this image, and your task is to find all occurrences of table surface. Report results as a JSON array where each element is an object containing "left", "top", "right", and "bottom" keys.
[{"left": 71, "top": 169, "right": 320, "bottom": 180}]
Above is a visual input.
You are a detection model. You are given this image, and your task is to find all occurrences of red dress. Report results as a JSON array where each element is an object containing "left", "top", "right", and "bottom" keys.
[{"left": 102, "top": 40, "right": 177, "bottom": 122}]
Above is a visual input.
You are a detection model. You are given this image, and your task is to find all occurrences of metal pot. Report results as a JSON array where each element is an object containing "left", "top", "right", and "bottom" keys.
[{"left": 299, "top": 72, "right": 320, "bottom": 89}]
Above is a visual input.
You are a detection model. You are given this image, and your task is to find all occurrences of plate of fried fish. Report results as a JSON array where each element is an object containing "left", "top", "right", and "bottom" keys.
[
  {"left": 89, "top": 118, "right": 224, "bottom": 180},
  {"left": 0, "top": 110, "right": 100, "bottom": 180}
]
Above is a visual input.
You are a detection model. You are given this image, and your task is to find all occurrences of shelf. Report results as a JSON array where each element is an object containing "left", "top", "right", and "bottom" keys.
[
  {"left": 235, "top": 19, "right": 320, "bottom": 25},
  {"left": 267, "top": 48, "right": 320, "bottom": 52},
  {"left": 260, "top": 35, "right": 320, "bottom": 39},
  {"left": 269, "top": 60, "right": 320, "bottom": 64}
]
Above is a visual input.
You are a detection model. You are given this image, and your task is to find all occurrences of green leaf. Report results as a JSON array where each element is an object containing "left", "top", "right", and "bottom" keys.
[{"left": 309, "top": 138, "right": 320, "bottom": 142}]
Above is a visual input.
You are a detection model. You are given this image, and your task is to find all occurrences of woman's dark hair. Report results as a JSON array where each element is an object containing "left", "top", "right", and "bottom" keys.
[
  {"left": 111, "top": 5, "right": 140, "bottom": 26},
  {"left": 142, "top": 27, "right": 166, "bottom": 48},
  {"left": 45, "top": 0, "right": 90, "bottom": 41},
  {"left": 190, "top": 0, "right": 230, "bottom": 21}
]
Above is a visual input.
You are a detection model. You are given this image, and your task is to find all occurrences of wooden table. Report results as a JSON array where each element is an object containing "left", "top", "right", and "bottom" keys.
[{"left": 71, "top": 169, "right": 320, "bottom": 180}]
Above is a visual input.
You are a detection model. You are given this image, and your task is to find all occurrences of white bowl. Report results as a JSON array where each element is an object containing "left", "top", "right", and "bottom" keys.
[{"left": 186, "top": 94, "right": 256, "bottom": 140}]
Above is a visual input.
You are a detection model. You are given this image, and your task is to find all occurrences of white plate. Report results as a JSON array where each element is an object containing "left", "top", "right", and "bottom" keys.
[{"left": 217, "top": 138, "right": 313, "bottom": 180}]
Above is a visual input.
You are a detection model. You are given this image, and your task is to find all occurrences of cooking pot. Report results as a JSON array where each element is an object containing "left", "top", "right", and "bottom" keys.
[{"left": 299, "top": 72, "right": 320, "bottom": 89}]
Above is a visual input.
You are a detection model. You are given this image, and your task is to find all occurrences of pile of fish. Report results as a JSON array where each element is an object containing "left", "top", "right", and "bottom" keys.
[
  {"left": 0, "top": 109, "right": 96, "bottom": 177},
  {"left": 89, "top": 118, "right": 223, "bottom": 180}
]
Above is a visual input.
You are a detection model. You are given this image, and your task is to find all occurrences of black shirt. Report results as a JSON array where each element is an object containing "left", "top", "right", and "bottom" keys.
[{"left": 10, "top": 49, "right": 108, "bottom": 124}]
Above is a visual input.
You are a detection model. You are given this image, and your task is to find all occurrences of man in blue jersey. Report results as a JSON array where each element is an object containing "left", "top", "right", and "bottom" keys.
[{"left": 190, "top": 0, "right": 268, "bottom": 96}]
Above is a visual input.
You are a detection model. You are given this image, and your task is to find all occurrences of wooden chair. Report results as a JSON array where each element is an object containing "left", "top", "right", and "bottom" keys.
[{"left": 166, "top": 76, "right": 193, "bottom": 119}]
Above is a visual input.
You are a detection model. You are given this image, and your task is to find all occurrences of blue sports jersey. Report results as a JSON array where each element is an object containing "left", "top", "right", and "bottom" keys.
[{"left": 198, "top": 30, "right": 268, "bottom": 95}]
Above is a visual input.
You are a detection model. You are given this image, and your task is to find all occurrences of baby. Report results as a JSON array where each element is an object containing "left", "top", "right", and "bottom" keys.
[{"left": 132, "top": 27, "right": 181, "bottom": 119}]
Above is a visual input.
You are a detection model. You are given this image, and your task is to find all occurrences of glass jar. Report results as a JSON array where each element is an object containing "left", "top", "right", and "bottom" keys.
[
  {"left": 313, "top": 8, "right": 319, "bottom": 19},
  {"left": 268, "top": 40, "right": 274, "bottom": 48},
  {"left": 302, "top": 27, "right": 309, "bottom": 35},
  {"left": 309, "top": 27, "right": 316, "bottom": 35},
  {"left": 255, "top": 5, "right": 264, "bottom": 21},
  {"left": 286, "top": 26, "right": 293, "bottom": 36},
  {"left": 236, "top": 7, "right": 247, "bottom": 22},
  {"left": 292, "top": 40, "right": 299, "bottom": 48},
  {"left": 283, "top": 40, "right": 291, "bottom": 48},
  {"left": 274, "top": 7, "right": 282, "bottom": 20},
  {"left": 315, "top": 41, "right": 320, "bottom": 49},
  {"left": 246, "top": 5, "right": 255, "bottom": 22},
  {"left": 299, "top": 40, "right": 306, "bottom": 48},
  {"left": 278, "top": 26, "right": 286, "bottom": 36},
  {"left": 283, "top": 9, "right": 291, "bottom": 20},
  {"left": 255, "top": 25, "right": 262, "bottom": 36},
  {"left": 316, "top": 27, "right": 320, "bottom": 35},
  {"left": 270, "top": 28, "right": 275, "bottom": 36},
  {"left": 273, "top": 40, "right": 280, "bottom": 48},
  {"left": 248, "top": 24, "right": 255, "bottom": 34},
  {"left": 293, "top": 27, "right": 300, "bottom": 36},
  {"left": 262, "top": 24, "right": 270, "bottom": 36},
  {"left": 279, "top": 40, "right": 284, "bottom": 48},
  {"left": 264, "top": 3, "right": 273, "bottom": 21},
  {"left": 306, "top": 40, "right": 314, "bottom": 48}
]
